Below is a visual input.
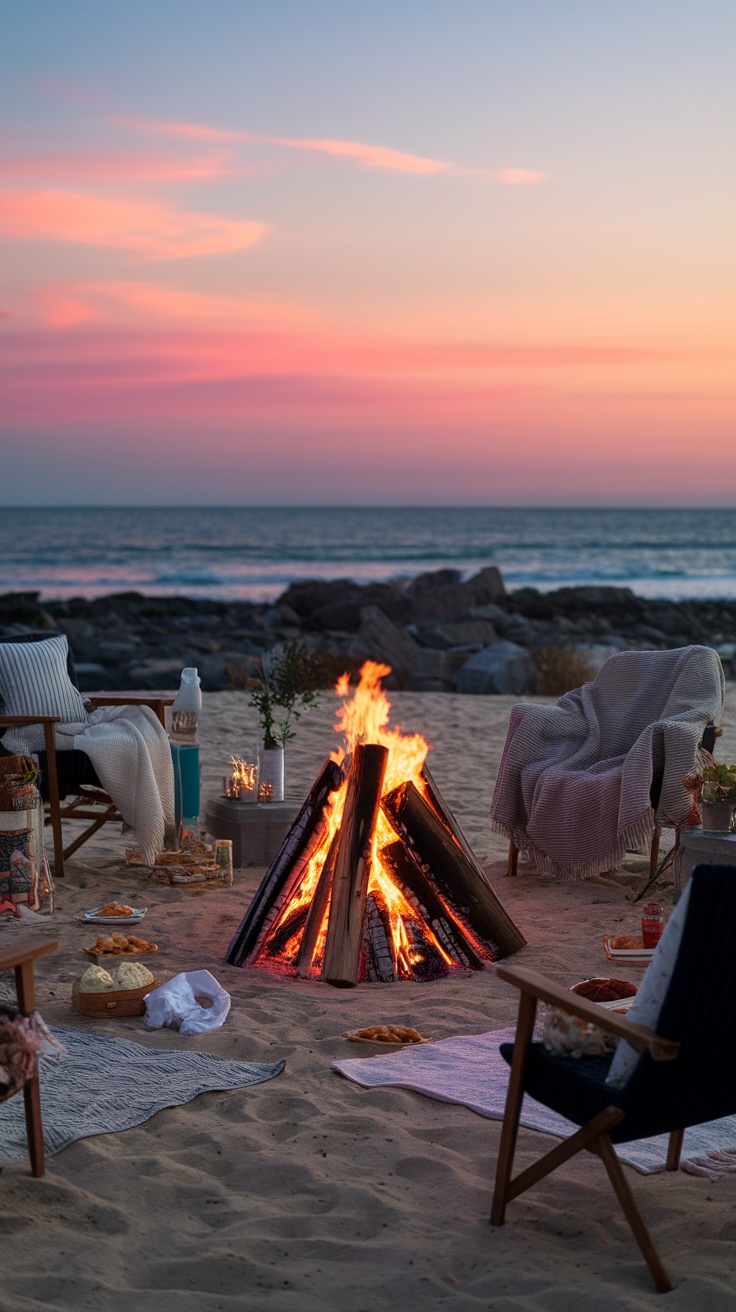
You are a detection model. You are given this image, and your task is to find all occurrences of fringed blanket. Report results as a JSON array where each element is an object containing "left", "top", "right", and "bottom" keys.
[
  {"left": 491, "top": 646, "right": 724, "bottom": 880},
  {"left": 56, "top": 704, "right": 175, "bottom": 864}
]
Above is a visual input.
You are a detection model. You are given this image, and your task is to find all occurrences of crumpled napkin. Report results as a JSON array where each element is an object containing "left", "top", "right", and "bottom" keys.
[{"left": 143, "top": 970, "right": 231, "bottom": 1035}]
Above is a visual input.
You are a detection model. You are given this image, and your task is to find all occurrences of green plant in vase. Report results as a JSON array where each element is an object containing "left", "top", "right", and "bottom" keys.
[{"left": 248, "top": 644, "right": 329, "bottom": 800}]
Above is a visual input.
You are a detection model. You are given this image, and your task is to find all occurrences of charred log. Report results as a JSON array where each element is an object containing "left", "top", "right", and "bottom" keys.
[
  {"left": 382, "top": 780, "right": 526, "bottom": 959},
  {"left": 364, "top": 890, "right": 396, "bottom": 982},
  {"left": 323, "top": 743, "right": 388, "bottom": 988},
  {"left": 226, "top": 758, "right": 344, "bottom": 967},
  {"left": 295, "top": 830, "right": 340, "bottom": 978},
  {"left": 379, "top": 841, "right": 486, "bottom": 969}
]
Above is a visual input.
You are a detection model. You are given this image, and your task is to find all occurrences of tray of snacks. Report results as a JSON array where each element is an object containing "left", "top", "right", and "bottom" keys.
[
  {"left": 72, "top": 961, "right": 158, "bottom": 1018},
  {"left": 343, "top": 1025, "right": 431, "bottom": 1046},
  {"left": 603, "top": 934, "right": 655, "bottom": 964},
  {"left": 81, "top": 902, "right": 147, "bottom": 924},
  {"left": 571, "top": 978, "right": 638, "bottom": 1012},
  {"left": 83, "top": 932, "right": 158, "bottom": 961}
]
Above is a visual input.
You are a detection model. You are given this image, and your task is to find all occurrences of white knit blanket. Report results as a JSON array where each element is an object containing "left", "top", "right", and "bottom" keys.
[
  {"left": 491, "top": 646, "right": 725, "bottom": 880},
  {"left": 54, "top": 705, "right": 175, "bottom": 864}
]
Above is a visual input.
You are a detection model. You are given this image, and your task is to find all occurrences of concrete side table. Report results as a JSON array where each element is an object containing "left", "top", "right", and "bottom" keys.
[
  {"left": 674, "top": 828, "right": 736, "bottom": 897},
  {"left": 204, "top": 797, "right": 301, "bottom": 867}
]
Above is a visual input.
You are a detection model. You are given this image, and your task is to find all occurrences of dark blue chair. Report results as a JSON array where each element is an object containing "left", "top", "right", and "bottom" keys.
[{"left": 492, "top": 865, "right": 736, "bottom": 1293}]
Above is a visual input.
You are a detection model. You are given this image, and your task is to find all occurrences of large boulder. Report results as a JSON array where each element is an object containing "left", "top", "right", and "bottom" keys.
[
  {"left": 357, "top": 606, "right": 421, "bottom": 687},
  {"left": 407, "top": 566, "right": 506, "bottom": 623},
  {"left": 452, "top": 640, "right": 535, "bottom": 695},
  {"left": 410, "top": 618, "right": 498, "bottom": 649}
]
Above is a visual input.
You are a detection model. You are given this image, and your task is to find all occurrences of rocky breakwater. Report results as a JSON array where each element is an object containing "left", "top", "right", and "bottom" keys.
[{"left": 1, "top": 570, "right": 736, "bottom": 695}]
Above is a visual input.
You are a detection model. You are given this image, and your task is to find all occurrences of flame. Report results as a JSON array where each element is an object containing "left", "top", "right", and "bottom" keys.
[
  {"left": 225, "top": 756, "right": 257, "bottom": 798},
  {"left": 261, "top": 660, "right": 477, "bottom": 979}
]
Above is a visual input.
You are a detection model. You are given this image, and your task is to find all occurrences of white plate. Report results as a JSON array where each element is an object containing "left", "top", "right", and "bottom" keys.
[
  {"left": 82, "top": 907, "right": 147, "bottom": 924},
  {"left": 603, "top": 935, "right": 655, "bottom": 961}
]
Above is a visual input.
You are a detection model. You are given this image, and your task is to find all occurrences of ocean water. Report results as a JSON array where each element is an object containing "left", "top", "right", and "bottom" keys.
[{"left": 2, "top": 506, "right": 736, "bottom": 603}]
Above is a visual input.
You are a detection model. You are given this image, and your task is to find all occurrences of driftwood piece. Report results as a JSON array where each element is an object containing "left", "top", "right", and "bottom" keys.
[
  {"left": 226, "top": 758, "right": 344, "bottom": 967},
  {"left": 379, "top": 841, "right": 486, "bottom": 969},
  {"left": 295, "top": 830, "right": 340, "bottom": 978},
  {"left": 382, "top": 781, "right": 526, "bottom": 960},
  {"left": 323, "top": 743, "right": 388, "bottom": 988}
]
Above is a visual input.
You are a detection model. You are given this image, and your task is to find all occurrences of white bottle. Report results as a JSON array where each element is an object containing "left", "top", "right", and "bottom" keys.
[{"left": 170, "top": 667, "right": 202, "bottom": 744}]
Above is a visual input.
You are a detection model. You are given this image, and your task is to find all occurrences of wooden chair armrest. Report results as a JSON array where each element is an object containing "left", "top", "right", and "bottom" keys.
[
  {"left": 0, "top": 938, "right": 58, "bottom": 973},
  {"left": 0, "top": 715, "right": 61, "bottom": 727},
  {"left": 85, "top": 693, "right": 175, "bottom": 707},
  {"left": 495, "top": 963, "right": 679, "bottom": 1062}
]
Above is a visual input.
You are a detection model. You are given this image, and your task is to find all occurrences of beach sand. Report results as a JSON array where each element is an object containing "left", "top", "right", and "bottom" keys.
[{"left": 2, "top": 688, "right": 736, "bottom": 1311}]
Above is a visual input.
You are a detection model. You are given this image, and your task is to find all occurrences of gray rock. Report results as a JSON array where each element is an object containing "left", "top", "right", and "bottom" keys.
[
  {"left": 468, "top": 602, "right": 508, "bottom": 625},
  {"left": 452, "top": 640, "right": 535, "bottom": 695},
  {"left": 412, "top": 619, "right": 498, "bottom": 650},
  {"left": 357, "top": 606, "right": 421, "bottom": 687}
]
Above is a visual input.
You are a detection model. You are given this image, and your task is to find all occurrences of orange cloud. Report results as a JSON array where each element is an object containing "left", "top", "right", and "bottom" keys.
[
  {"left": 0, "top": 190, "right": 268, "bottom": 260},
  {"left": 0, "top": 151, "right": 235, "bottom": 183},
  {"left": 270, "top": 135, "right": 448, "bottom": 175},
  {"left": 37, "top": 280, "right": 311, "bottom": 327},
  {"left": 115, "top": 116, "right": 545, "bottom": 182}
]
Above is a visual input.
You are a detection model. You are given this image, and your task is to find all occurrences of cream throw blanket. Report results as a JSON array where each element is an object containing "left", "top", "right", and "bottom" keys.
[
  {"left": 53, "top": 705, "right": 175, "bottom": 864},
  {"left": 491, "top": 646, "right": 725, "bottom": 880}
]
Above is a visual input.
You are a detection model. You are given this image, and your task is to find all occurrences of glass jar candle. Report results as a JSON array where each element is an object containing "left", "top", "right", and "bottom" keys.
[{"left": 641, "top": 902, "right": 665, "bottom": 948}]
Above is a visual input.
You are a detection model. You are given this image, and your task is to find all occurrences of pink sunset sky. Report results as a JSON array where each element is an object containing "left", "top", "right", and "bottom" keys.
[{"left": 1, "top": 1, "right": 734, "bottom": 505}]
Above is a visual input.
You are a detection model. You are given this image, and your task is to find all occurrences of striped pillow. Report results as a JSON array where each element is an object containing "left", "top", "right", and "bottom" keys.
[{"left": 0, "top": 634, "right": 87, "bottom": 752}]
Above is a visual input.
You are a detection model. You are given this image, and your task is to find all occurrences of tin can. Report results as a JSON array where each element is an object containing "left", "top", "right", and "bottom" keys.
[{"left": 215, "top": 839, "right": 234, "bottom": 885}]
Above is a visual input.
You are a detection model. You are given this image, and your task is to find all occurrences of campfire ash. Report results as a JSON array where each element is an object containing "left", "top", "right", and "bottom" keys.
[{"left": 226, "top": 662, "right": 525, "bottom": 986}]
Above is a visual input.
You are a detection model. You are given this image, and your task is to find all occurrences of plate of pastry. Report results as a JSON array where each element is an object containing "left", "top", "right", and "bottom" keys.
[
  {"left": 343, "top": 1025, "right": 432, "bottom": 1046},
  {"left": 81, "top": 902, "right": 148, "bottom": 924},
  {"left": 603, "top": 934, "right": 655, "bottom": 963}
]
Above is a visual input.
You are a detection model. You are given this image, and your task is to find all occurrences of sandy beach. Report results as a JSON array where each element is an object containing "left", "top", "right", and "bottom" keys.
[{"left": 2, "top": 686, "right": 736, "bottom": 1311}]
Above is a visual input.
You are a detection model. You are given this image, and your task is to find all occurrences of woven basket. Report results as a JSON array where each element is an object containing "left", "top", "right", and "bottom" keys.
[{"left": 72, "top": 977, "right": 159, "bottom": 1019}]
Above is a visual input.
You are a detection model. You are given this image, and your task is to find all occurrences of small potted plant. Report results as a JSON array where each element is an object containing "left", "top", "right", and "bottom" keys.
[
  {"left": 684, "top": 756, "right": 736, "bottom": 832},
  {"left": 248, "top": 644, "right": 328, "bottom": 801}
]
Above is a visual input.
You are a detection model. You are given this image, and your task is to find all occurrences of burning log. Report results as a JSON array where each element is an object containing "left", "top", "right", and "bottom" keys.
[
  {"left": 379, "top": 841, "right": 486, "bottom": 970},
  {"left": 364, "top": 891, "right": 396, "bottom": 982},
  {"left": 226, "top": 758, "right": 344, "bottom": 967},
  {"left": 382, "top": 780, "right": 526, "bottom": 960},
  {"left": 323, "top": 743, "right": 388, "bottom": 988},
  {"left": 295, "top": 829, "right": 339, "bottom": 978}
]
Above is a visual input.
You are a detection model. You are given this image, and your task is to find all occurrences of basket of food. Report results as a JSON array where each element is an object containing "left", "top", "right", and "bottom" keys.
[{"left": 72, "top": 961, "right": 158, "bottom": 1018}]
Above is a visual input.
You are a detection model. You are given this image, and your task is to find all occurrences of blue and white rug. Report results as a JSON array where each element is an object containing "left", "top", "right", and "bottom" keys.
[
  {"left": 0, "top": 1025, "right": 284, "bottom": 1164},
  {"left": 334, "top": 1026, "right": 736, "bottom": 1176}
]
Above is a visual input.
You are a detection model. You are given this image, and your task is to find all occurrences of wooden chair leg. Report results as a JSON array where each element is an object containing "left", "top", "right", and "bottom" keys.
[
  {"left": 648, "top": 825, "right": 661, "bottom": 886},
  {"left": 42, "top": 720, "right": 65, "bottom": 879},
  {"left": 507, "top": 841, "right": 519, "bottom": 877},
  {"left": 491, "top": 990, "right": 537, "bottom": 1225},
  {"left": 596, "top": 1133, "right": 673, "bottom": 1293},
  {"left": 666, "top": 1129, "right": 684, "bottom": 1172},
  {"left": 22, "top": 1074, "right": 45, "bottom": 1177},
  {"left": 15, "top": 957, "right": 45, "bottom": 1176}
]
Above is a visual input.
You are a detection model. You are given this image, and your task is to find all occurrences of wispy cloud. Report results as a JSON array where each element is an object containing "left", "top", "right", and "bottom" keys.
[
  {"left": 114, "top": 116, "right": 546, "bottom": 182},
  {"left": 0, "top": 190, "right": 268, "bottom": 260},
  {"left": 0, "top": 150, "right": 235, "bottom": 184},
  {"left": 37, "top": 280, "right": 311, "bottom": 327}
]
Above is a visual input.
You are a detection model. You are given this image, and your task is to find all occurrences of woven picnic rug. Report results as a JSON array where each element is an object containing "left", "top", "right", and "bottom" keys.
[
  {"left": 0, "top": 1024, "right": 284, "bottom": 1164},
  {"left": 334, "top": 1026, "right": 736, "bottom": 1176}
]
